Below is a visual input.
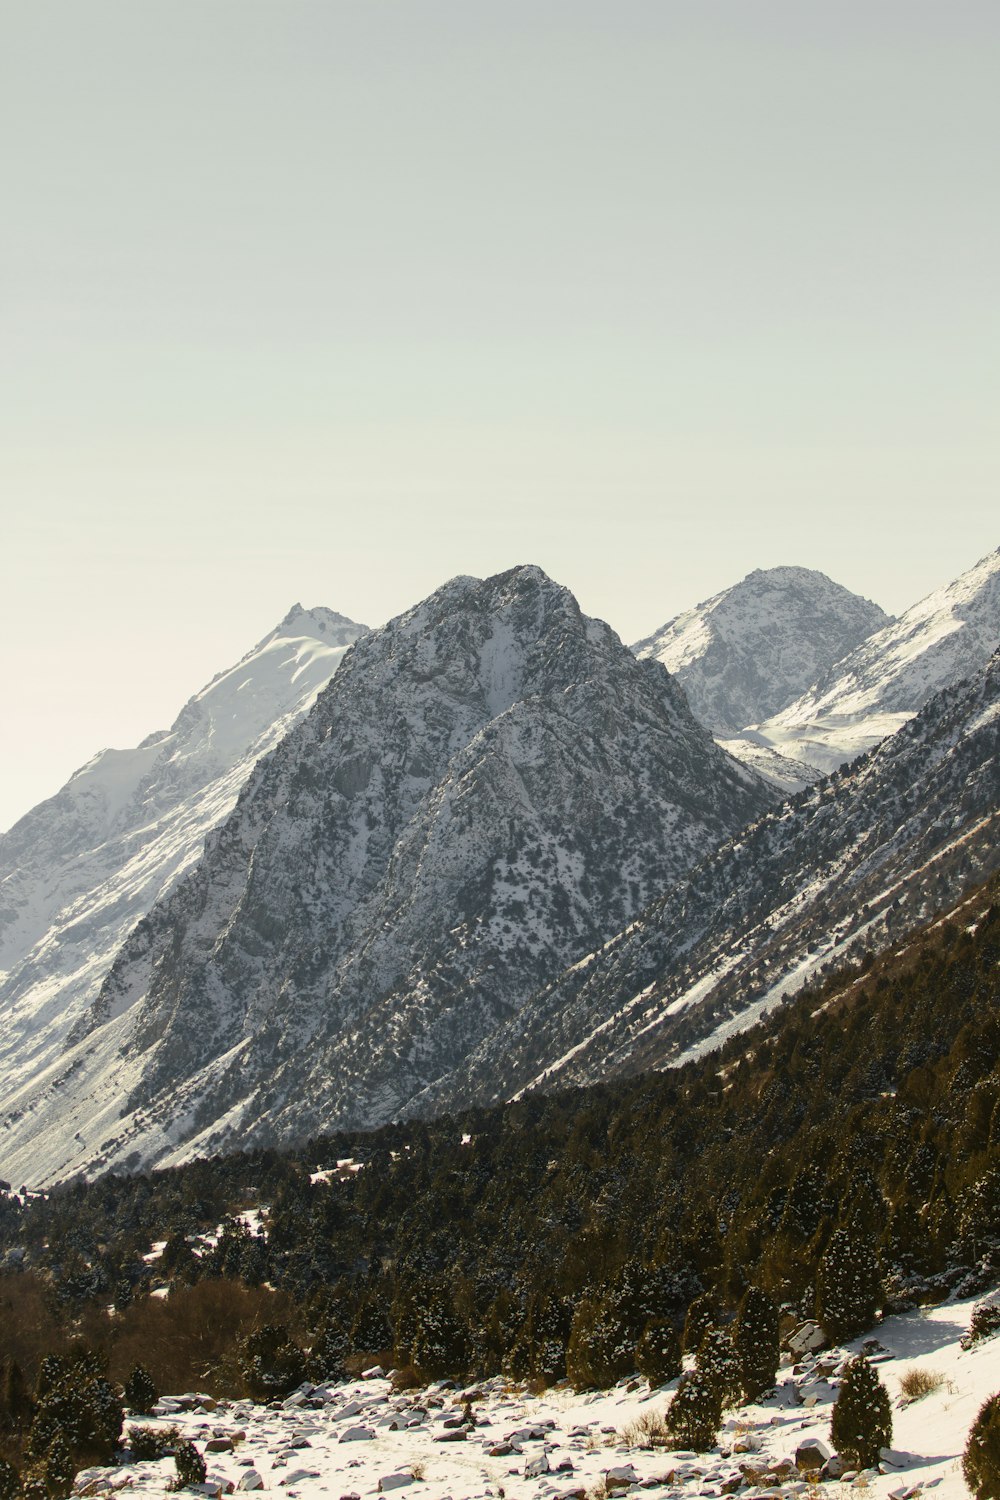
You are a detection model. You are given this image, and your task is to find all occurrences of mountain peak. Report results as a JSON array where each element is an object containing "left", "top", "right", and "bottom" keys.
[{"left": 633, "top": 565, "right": 890, "bottom": 734}]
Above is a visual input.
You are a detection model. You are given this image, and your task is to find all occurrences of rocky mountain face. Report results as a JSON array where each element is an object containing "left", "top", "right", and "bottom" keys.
[
  {"left": 632, "top": 566, "right": 890, "bottom": 736},
  {"left": 745, "top": 546, "right": 1000, "bottom": 775},
  {"left": 0, "top": 605, "right": 365, "bottom": 1119},
  {"left": 413, "top": 644, "right": 1000, "bottom": 1115},
  {"left": 0, "top": 566, "right": 773, "bottom": 1184}
]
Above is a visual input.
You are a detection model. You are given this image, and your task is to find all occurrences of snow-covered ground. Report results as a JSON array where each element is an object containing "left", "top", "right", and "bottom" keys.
[{"left": 75, "top": 1296, "right": 998, "bottom": 1500}]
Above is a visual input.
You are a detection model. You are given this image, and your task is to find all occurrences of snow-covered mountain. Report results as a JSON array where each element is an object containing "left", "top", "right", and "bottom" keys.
[
  {"left": 0, "top": 605, "right": 365, "bottom": 1121},
  {"left": 0, "top": 565, "right": 773, "bottom": 1183},
  {"left": 632, "top": 566, "right": 890, "bottom": 736},
  {"left": 744, "top": 546, "right": 1000, "bottom": 775},
  {"left": 413, "top": 643, "right": 1000, "bottom": 1115}
]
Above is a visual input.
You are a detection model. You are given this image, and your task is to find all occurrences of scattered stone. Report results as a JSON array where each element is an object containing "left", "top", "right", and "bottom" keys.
[
  {"left": 795, "top": 1439, "right": 831, "bottom": 1471},
  {"left": 786, "top": 1324, "right": 825, "bottom": 1358},
  {"left": 378, "top": 1474, "right": 415, "bottom": 1491},
  {"left": 525, "top": 1453, "right": 551, "bottom": 1478},
  {"left": 339, "top": 1426, "right": 376, "bottom": 1443},
  {"left": 363, "top": 1367, "right": 385, "bottom": 1380},
  {"left": 433, "top": 1428, "right": 467, "bottom": 1443},
  {"left": 236, "top": 1473, "right": 264, "bottom": 1491}
]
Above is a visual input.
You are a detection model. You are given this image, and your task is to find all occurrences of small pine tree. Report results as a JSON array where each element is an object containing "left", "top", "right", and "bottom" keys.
[
  {"left": 963, "top": 1392, "right": 1000, "bottom": 1500},
  {"left": 697, "top": 1326, "right": 741, "bottom": 1408},
  {"left": 636, "top": 1320, "right": 681, "bottom": 1386},
  {"left": 733, "top": 1286, "right": 779, "bottom": 1400},
  {"left": 123, "top": 1366, "right": 158, "bottom": 1416},
  {"left": 682, "top": 1293, "right": 719, "bottom": 1354},
  {"left": 665, "top": 1369, "right": 722, "bottom": 1452},
  {"left": 238, "top": 1325, "right": 306, "bottom": 1400},
  {"left": 830, "top": 1355, "right": 892, "bottom": 1468},
  {"left": 173, "top": 1440, "right": 206, "bottom": 1487},
  {"left": 43, "top": 1432, "right": 76, "bottom": 1500},
  {"left": 566, "top": 1295, "right": 635, "bottom": 1389},
  {"left": 818, "top": 1228, "right": 882, "bottom": 1342}
]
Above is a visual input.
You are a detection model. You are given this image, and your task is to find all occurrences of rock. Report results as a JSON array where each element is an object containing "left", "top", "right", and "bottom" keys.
[
  {"left": 279, "top": 1470, "right": 320, "bottom": 1488},
  {"left": 205, "top": 1438, "right": 234, "bottom": 1453},
  {"left": 786, "top": 1323, "right": 825, "bottom": 1357},
  {"left": 605, "top": 1466, "right": 639, "bottom": 1489},
  {"left": 489, "top": 1444, "right": 515, "bottom": 1458},
  {"left": 378, "top": 1475, "right": 415, "bottom": 1491},
  {"left": 236, "top": 1474, "right": 264, "bottom": 1491},
  {"left": 795, "top": 1439, "right": 832, "bottom": 1471},
  {"left": 821, "top": 1456, "right": 846, "bottom": 1481},
  {"left": 526, "top": 1454, "right": 551, "bottom": 1478},
  {"left": 363, "top": 1366, "right": 385, "bottom": 1380},
  {"left": 433, "top": 1429, "right": 467, "bottom": 1443},
  {"left": 338, "top": 1427, "right": 375, "bottom": 1443}
]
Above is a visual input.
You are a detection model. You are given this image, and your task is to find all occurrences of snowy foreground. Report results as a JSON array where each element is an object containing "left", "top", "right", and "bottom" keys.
[{"left": 76, "top": 1298, "right": 997, "bottom": 1500}]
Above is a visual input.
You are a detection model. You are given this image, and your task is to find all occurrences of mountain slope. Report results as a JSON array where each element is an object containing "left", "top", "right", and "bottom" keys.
[
  {"left": 413, "top": 643, "right": 1000, "bottom": 1114},
  {"left": 0, "top": 605, "right": 365, "bottom": 1113},
  {"left": 0, "top": 565, "right": 773, "bottom": 1184},
  {"left": 745, "top": 545, "right": 1000, "bottom": 773},
  {"left": 632, "top": 566, "right": 890, "bottom": 736}
]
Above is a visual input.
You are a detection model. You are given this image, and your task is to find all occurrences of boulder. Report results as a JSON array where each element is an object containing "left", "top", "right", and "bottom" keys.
[
  {"left": 796, "top": 1439, "right": 832, "bottom": 1471},
  {"left": 786, "top": 1323, "right": 825, "bottom": 1357},
  {"left": 338, "top": 1427, "right": 376, "bottom": 1443},
  {"left": 525, "top": 1454, "right": 550, "bottom": 1479},
  {"left": 378, "top": 1475, "right": 414, "bottom": 1491},
  {"left": 236, "top": 1474, "right": 264, "bottom": 1491}
]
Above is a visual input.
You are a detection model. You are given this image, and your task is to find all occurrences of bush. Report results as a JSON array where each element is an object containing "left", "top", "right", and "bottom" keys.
[
  {"left": 123, "top": 1365, "right": 158, "bottom": 1416},
  {"left": 898, "top": 1368, "right": 944, "bottom": 1402},
  {"left": 0, "top": 1458, "right": 20, "bottom": 1500},
  {"left": 128, "top": 1424, "right": 179, "bottom": 1461},
  {"left": 666, "top": 1369, "right": 722, "bottom": 1452},
  {"left": 173, "top": 1440, "right": 206, "bottom": 1487},
  {"left": 963, "top": 1393, "right": 1000, "bottom": 1500},
  {"left": 636, "top": 1320, "right": 681, "bottom": 1387},
  {"left": 27, "top": 1349, "right": 123, "bottom": 1470},
  {"left": 962, "top": 1304, "right": 1000, "bottom": 1351},
  {"left": 830, "top": 1355, "right": 892, "bottom": 1468}
]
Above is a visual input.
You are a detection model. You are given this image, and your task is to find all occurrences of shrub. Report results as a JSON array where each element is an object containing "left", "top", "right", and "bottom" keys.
[
  {"left": 0, "top": 1458, "right": 20, "bottom": 1500},
  {"left": 830, "top": 1355, "right": 892, "bottom": 1468},
  {"left": 128, "top": 1424, "right": 179, "bottom": 1461},
  {"left": 666, "top": 1369, "right": 722, "bottom": 1452},
  {"left": 27, "top": 1349, "right": 123, "bottom": 1470},
  {"left": 963, "top": 1393, "right": 1000, "bottom": 1500},
  {"left": 123, "top": 1365, "right": 158, "bottom": 1416},
  {"left": 620, "top": 1410, "right": 671, "bottom": 1449},
  {"left": 962, "top": 1304, "right": 1000, "bottom": 1351},
  {"left": 636, "top": 1320, "right": 681, "bottom": 1386},
  {"left": 173, "top": 1440, "right": 206, "bottom": 1487},
  {"left": 898, "top": 1368, "right": 944, "bottom": 1402}
]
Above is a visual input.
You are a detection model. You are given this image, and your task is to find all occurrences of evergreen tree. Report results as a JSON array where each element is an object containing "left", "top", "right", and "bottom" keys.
[
  {"left": 566, "top": 1294, "right": 636, "bottom": 1389},
  {"left": 817, "top": 1229, "right": 882, "bottom": 1342},
  {"left": 237, "top": 1325, "right": 306, "bottom": 1400},
  {"left": 666, "top": 1369, "right": 722, "bottom": 1452},
  {"left": 830, "top": 1356, "right": 892, "bottom": 1468},
  {"left": 123, "top": 1366, "right": 157, "bottom": 1416},
  {"left": 963, "top": 1393, "right": 1000, "bottom": 1500},
  {"left": 0, "top": 1459, "right": 20, "bottom": 1500},
  {"left": 697, "top": 1326, "right": 741, "bottom": 1408},
  {"left": 682, "top": 1292, "right": 718, "bottom": 1354},
  {"left": 733, "top": 1286, "right": 779, "bottom": 1400},
  {"left": 174, "top": 1440, "right": 206, "bottom": 1487},
  {"left": 636, "top": 1320, "right": 681, "bottom": 1387}
]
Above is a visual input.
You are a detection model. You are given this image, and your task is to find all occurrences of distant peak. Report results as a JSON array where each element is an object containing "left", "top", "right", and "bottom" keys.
[{"left": 275, "top": 604, "right": 366, "bottom": 641}]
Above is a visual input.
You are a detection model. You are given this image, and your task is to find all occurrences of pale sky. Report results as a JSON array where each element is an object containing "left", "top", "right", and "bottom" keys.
[{"left": 1, "top": 1, "right": 997, "bottom": 833}]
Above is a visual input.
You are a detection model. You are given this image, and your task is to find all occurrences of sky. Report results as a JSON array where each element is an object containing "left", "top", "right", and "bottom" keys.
[{"left": 1, "top": 1, "right": 997, "bottom": 833}]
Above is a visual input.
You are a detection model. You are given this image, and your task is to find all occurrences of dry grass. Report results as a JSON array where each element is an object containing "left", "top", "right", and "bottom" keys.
[
  {"left": 899, "top": 1367, "right": 947, "bottom": 1402},
  {"left": 619, "top": 1411, "right": 671, "bottom": 1449}
]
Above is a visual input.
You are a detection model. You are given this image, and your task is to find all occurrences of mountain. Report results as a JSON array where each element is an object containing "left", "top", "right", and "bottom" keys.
[
  {"left": 632, "top": 566, "right": 890, "bottom": 736},
  {"left": 0, "top": 605, "right": 365, "bottom": 1122},
  {"left": 0, "top": 565, "right": 773, "bottom": 1184},
  {"left": 744, "top": 546, "right": 1000, "bottom": 775},
  {"left": 412, "top": 643, "right": 1000, "bottom": 1115}
]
